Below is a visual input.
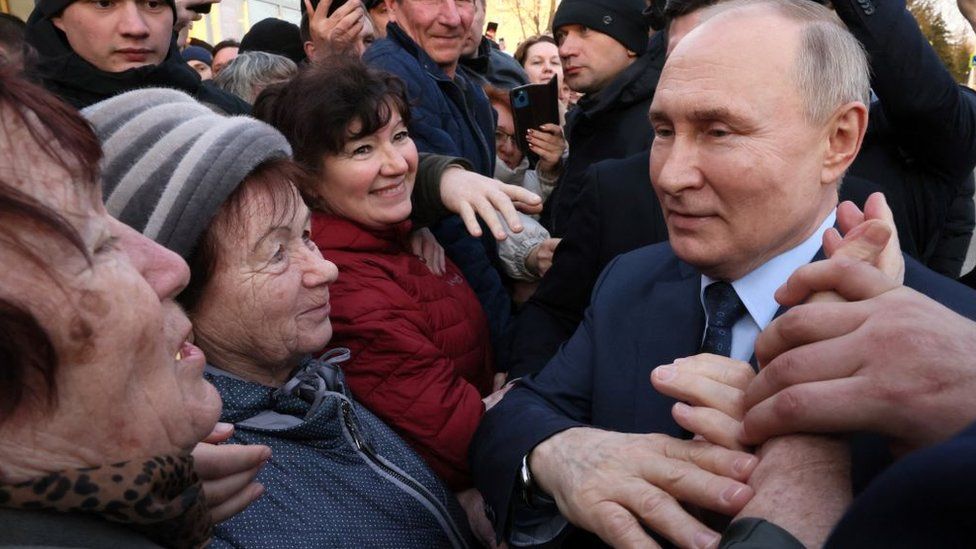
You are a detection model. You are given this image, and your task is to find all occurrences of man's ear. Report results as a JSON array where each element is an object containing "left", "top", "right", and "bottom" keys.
[
  {"left": 52, "top": 16, "right": 65, "bottom": 32},
  {"left": 821, "top": 101, "right": 868, "bottom": 185},
  {"left": 384, "top": 0, "right": 398, "bottom": 22},
  {"left": 303, "top": 40, "right": 316, "bottom": 62}
]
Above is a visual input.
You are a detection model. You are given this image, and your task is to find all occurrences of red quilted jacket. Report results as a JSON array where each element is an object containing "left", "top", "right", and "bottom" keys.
[{"left": 311, "top": 213, "right": 493, "bottom": 490}]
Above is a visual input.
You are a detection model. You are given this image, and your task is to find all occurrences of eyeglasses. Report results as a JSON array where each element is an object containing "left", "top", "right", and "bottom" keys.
[{"left": 495, "top": 130, "right": 517, "bottom": 147}]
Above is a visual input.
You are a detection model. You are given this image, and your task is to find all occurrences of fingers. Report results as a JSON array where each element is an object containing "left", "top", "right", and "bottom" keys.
[
  {"left": 651, "top": 355, "right": 754, "bottom": 418},
  {"left": 470, "top": 204, "right": 505, "bottom": 240},
  {"left": 534, "top": 238, "right": 560, "bottom": 277},
  {"left": 303, "top": 0, "right": 316, "bottom": 18},
  {"left": 835, "top": 200, "right": 864, "bottom": 235},
  {"left": 586, "top": 500, "right": 662, "bottom": 549},
  {"left": 487, "top": 192, "right": 523, "bottom": 234},
  {"left": 830, "top": 219, "right": 890, "bottom": 264},
  {"left": 209, "top": 481, "right": 266, "bottom": 524},
  {"left": 200, "top": 422, "right": 235, "bottom": 444},
  {"left": 645, "top": 435, "right": 757, "bottom": 483},
  {"left": 498, "top": 183, "right": 542, "bottom": 213},
  {"left": 749, "top": 327, "right": 867, "bottom": 409},
  {"left": 192, "top": 442, "right": 271, "bottom": 480},
  {"left": 536, "top": 123, "right": 564, "bottom": 137},
  {"left": 334, "top": 10, "right": 365, "bottom": 42},
  {"left": 741, "top": 378, "right": 885, "bottom": 445},
  {"left": 862, "top": 192, "right": 904, "bottom": 283},
  {"left": 201, "top": 461, "right": 264, "bottom": 510},
  {"left": 773, "top": 257, "right": 900, "bottom": 307},
  {"left": 432, "top": 238, "right": 445, "bottom": 275},
  {"left": 456, "top": 203, "right": 485, "bottom": 239},
  {"left": 632, "top": 439, "right": 755, "bottom": 518},
  {"left": 492, "top": 372, "right": 507, "bottom": 392},
  {"left": 192, "top": 442, "right": 271, "bottom": 523},
  {"left": 672, "top": 403, "right": 748, "bottom": 452},
  {"left": 410, "top": 229, "right": 444, "bottom": 275}
]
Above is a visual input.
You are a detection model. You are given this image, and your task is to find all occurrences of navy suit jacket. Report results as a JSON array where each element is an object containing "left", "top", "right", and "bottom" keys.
[
  {"left": 471, "top": 242, "right": 976, "bottom": 543},
  {"left": 825, "top": 421, "right": 976, "bottom": 547}
]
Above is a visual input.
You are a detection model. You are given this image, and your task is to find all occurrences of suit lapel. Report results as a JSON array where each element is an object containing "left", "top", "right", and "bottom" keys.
[{"left": 631, "top": 259, "right": 704, "bottom": 434}]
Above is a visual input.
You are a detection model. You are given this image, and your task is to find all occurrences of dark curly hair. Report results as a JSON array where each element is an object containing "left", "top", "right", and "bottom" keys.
[{"left": 255, "top": 53, "right": 411, "bottom": 180}]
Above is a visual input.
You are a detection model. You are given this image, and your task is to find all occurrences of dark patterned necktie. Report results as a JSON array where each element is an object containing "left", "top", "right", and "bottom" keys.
[{"left": 700, "top": 281, "right": 748, "bottom": 357}]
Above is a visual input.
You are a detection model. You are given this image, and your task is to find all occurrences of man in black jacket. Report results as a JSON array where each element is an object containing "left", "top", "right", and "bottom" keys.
[
  {"left": 24, "top": 0, "right": 249, "bottom": 114},
  {"left": 540, "top": 0, "right": 665, "bottom": 237}
]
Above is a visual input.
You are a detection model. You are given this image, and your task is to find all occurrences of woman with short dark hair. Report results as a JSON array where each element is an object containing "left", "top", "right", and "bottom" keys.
[{"left": 264, "top": 56, "right": 503, "bottom": 494}]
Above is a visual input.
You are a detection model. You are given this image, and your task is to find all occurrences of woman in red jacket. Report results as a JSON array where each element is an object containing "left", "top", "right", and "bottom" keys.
[{"left": 263, "top": 54, "right": 496, "bottom": 493}]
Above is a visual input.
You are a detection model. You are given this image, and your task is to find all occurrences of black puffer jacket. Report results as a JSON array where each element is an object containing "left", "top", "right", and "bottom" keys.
[
  {"left": 25, "top": 9, "right": 249, "bottom": 114},
  {"left": 540, "top": 32, "right": 665, "bottom": 237}
]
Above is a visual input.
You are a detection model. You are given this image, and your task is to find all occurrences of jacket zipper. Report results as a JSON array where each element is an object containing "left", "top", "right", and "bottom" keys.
[{"left": 338, "top": 399, "right": 469, "bottom": 549}]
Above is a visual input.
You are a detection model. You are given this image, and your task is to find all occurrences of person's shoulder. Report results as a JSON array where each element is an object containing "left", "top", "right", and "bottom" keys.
[
  {"left": 903, "top": 253, "right": 976, "bottom": 319},
  {"left": 363, "top": 37, "right": 421, "bottom": 75},
  {"left": 594, "top": 242, "right": 684, "bottom": 295},
  {"left": 364, "top": 36, "right": 405, "bottom": 60}
]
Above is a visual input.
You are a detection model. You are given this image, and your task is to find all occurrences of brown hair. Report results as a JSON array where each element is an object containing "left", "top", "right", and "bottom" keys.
[
  {"left": 256, "top": 53, "right": 410, "bottom": 196},
  {"left": 179, "top": 158, "right": 310, "bottom": 313},
  {"left": 482, "top": 84, "right": 511, "bottom": 111},
  {"left": 514, "top": 34, "right": 557, "bottom": 67},
  {"left": 0, "top": 65, "right": 103, "bottom": 415}
]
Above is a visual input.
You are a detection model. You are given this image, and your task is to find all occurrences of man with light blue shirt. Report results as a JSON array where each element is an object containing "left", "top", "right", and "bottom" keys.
[{"left": 470, "top": 0, "right": 976, "bottom": 547}]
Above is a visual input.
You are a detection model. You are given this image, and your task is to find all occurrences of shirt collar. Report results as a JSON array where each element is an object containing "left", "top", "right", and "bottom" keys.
[{"left": 701, "top": 210, "right": 835, "bottom": 331}]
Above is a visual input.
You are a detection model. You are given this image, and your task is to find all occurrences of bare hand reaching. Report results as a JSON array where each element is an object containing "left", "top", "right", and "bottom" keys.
[{"left": 192, "top": 423, "right": 271, "bottom": 523}]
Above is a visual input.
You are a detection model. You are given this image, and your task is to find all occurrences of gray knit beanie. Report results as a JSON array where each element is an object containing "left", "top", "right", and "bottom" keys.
[{"left": 83, "top": 88, "right": 292, "bottom": 259}]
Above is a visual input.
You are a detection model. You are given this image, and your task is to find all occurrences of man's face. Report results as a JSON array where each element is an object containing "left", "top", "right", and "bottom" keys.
[
  {"left": 388, "top": 0, "right": 474, "bottom": 76},
  {"left": 54, "top": 0, "right": 174, "bottom": 73},
  {"left": 649, "top": 14, "right": 837, "bottom": 281},
  {"left": 369, "top": 2, "right": 391, "bottom": 38},
  {"left": 212, "top": 46, "right": 238, "bottom": 75},
  {"left": 555, "top": 24, "right": 635, "bottom": 95},
  {"left": 461, "top": 0, "right": 484, "bottom": 57}
]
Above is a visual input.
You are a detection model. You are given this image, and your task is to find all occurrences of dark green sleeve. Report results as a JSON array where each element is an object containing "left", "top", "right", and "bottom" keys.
[
  {"left": 410, "top": 153, "right": 474, "bottom": 228},
  {"left": 720, "top": 518, "right": 806, "bottom": 549}
]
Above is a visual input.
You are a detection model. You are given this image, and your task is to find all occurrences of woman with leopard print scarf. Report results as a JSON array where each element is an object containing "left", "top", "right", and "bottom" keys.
[{"left": 0, "top": 69, "right": 242, "bottom": 548}]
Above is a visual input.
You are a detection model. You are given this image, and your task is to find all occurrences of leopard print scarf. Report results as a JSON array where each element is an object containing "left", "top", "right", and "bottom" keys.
[{"left": 0, "top": 454, "right": 212, "bottom": 548}]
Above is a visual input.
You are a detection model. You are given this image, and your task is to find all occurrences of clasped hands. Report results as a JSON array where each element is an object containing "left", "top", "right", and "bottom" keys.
[{"left": 529, "top": 194, "right": 913, "bottom": 548}]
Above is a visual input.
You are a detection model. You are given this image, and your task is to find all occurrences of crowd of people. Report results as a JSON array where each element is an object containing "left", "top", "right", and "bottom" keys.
[{"left": 0, "top": 0, "right": 975, "bottom": 547}]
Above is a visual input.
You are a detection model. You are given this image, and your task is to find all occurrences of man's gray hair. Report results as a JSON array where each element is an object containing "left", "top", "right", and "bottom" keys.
[
  {"left": 212, "top": 51, "right": 298, "bottom": 104},
  {"left": 701, "top": 0, "right": 870, "bottom": 123}
]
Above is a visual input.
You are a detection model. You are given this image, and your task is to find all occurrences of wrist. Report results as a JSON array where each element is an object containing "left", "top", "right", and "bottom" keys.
[{"left": 524, "top": 245, "right": 542, "bottom": 278}]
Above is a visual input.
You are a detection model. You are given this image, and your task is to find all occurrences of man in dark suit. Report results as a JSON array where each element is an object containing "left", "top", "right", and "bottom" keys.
[{"left": 471, "top": 2, "right": 976, "bottom": 547}]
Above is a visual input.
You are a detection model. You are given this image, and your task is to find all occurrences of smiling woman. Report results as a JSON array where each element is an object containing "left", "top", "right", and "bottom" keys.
[
  {"left": 264, "top": 55, "right": 496, "bottom": 494},
  {"left": 84, "top": 85, "right": 478, "bottom": 548}
]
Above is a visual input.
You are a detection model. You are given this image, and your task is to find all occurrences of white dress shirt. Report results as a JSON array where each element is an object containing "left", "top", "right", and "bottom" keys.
[{"left": 700, "top": 210, "right": 836, "bottom": 363}]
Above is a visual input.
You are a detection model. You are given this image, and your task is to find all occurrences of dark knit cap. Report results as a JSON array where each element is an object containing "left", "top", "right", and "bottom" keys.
[
  {"left": 240, "top": 17, "right": 305, "bottom": 65},
  {"left": 35, "top": 0, "right": 175, "bottom": 19},
  {"left": 182, "top": 45, "right": 213, "bottom": 65},
  {"left": 552, "top": 0, "right": 650, "bottom": 55},
  {"left": 82, "top": 88, "right": 292, "bottom": 259}
]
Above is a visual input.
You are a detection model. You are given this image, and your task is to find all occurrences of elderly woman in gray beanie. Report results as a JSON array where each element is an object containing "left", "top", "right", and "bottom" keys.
[{"left": 84, "top": 87, "right": 535, "bottom": 548}]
